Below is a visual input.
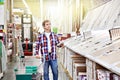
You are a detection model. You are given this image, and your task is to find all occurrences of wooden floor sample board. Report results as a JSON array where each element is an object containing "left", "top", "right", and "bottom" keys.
[
  {"left": 90, "top": 40, "right": 120, "bottom": 57},
  {"left": 97, "top": 50, "right": 120, "bottom": 64},
  {"left": 63, "top": 31, "right": 120, "bottom": 75},
  {"left": 81, "top": 0, "right": 120, "bottom": 31}
]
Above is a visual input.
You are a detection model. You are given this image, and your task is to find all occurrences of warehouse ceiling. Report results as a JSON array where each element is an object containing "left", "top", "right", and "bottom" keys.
[
  {"left": 13, "top": 0, "right": 41, "bottom": 17},
  {"left": 13, "top": 0, "right": 58, "bottom": 18},
  {"left": 13, "top": 0, "right": 112, "bottom": 18}
]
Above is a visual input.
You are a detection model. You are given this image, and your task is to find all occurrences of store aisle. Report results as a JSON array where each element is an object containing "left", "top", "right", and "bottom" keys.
[{"left": 1, "top": 56, "right": 70, "bottom": 80}]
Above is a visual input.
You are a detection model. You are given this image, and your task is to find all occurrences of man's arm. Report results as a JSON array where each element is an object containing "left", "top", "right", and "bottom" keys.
[{"left": 55, "top": 34, "right": 64, "bottom": 47}]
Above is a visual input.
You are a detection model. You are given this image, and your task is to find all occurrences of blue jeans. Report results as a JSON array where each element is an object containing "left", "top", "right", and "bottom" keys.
[{"left": 43, "top": 59, "right": 58, "bottom": 80}]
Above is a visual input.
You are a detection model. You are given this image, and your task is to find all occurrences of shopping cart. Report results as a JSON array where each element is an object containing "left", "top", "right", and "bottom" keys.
[
  {"left": 15, "top": 38, "right": 43, "bottom": 80},
  {"left": 14, "top": 56, "right": 43, "bottom": 80}
]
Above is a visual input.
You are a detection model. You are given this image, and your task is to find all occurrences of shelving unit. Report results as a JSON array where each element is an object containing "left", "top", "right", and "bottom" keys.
[
  {"left": 7, "top": 23, "right": 15, "bottom": 61},
  {"left": 58, "top": 29, "right": 120, "bottom": 80}
]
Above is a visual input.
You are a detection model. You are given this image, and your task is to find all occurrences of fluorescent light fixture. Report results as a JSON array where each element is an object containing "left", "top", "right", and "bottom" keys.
[{"left": 22, "top": 0, "right": 31, "bottom": 14}]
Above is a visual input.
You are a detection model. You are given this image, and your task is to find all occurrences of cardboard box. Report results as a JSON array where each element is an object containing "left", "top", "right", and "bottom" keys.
[
  {"left": 97, "top": 69, "right": 112, "bottom": 80},
  {"left": 77, "top": 72, "right": 87, "bottom": 80},
  {"left": 71, "top": 55, "right": 86, "bottom": 78},
  {"left": 86, "top": 59, "right": 96, "bottom": 80},
  {"left": 66, "top": 50, "right": 76, "bottom": 77},
  {"left": 73, "top": 63, "right": 86, "bottom": 80}
]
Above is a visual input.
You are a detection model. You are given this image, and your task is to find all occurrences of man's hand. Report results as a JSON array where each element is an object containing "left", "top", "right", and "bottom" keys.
[
  {"left": 60, "top": 43, "right": 64, "bottom": 48},
  {"left": 57, "top": 42, "right": 64, "bottom": 48},
  {"left": 57, "top": 43, "right": 64, "bottom": 47}
]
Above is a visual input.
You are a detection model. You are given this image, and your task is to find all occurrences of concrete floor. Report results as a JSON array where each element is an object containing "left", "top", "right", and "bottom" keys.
[{"left": 1, "top": 56, "right": 70, "bottom": 80}]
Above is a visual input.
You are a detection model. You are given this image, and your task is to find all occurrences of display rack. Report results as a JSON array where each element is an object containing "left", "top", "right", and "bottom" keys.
[
  {"left": 7, "top": 23, "right": 15, "bottom": 61},
  {"left": 81, "top": 0, "right": 120, "bottom": 31},
  {"left": 58, "top": 30, "right": 120, "bottom": 80}
]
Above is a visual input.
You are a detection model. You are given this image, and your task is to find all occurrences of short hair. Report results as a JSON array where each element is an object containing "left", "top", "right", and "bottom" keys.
[{"left": 42, "top": 20, "right": 50, "bottom": 27}]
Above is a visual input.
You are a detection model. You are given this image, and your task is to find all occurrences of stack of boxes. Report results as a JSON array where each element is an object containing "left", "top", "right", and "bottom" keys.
[
  {"left": 58, "top": 46, "right": 87, "bottom": 80},
  {"left": 86, "top": 59, "right": 96, "bottom": 80},
  {"left": 72, "top": 54, "right": 86, "bottom": 80},
  {"left": 77, "top": 72, "right": 87, "bottom": 80},
  {"left": 86, "top": 59, "right": 105, "bottom": 80},
  {"left": 66, "top": 49, "right": 74, "bottom": 76},
  {"left": 97, "top": 69, "right": 111, "bottom": 80},
  {"left": 57, "top": 47, "right": 65, "bottom": 66},
  {"left": 58, "top": 46, "right": 120, "bottom": 80},
  {"left": 111, "top": 74, "right": 120, "bottom": 80},
  {"left": 63, "top": 47, "right": 68, "bottom": 69},
  {"left": 97, "top": 69, "right": 120, "bottom": 80}
]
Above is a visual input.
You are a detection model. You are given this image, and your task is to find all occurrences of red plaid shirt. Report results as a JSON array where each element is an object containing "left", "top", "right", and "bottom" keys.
[{"left": 36, "top": 32, "right": 59, "bottom": 61}]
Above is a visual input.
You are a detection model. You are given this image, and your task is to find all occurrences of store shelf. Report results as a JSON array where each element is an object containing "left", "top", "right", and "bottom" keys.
[{"left": 58, "top": 30, "right": 120, "bottom": 80}]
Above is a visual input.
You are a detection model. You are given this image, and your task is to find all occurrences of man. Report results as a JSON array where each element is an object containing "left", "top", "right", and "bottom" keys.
[{"left": 36, "top": 20, "right": 59, "bottom": 80}]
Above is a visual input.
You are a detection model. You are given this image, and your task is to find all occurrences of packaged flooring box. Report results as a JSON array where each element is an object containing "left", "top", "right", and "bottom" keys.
[
  {"left": 72, "top": 60, "right": 86, "bottom": 75},
  {"left": 72, "top": 57, "right": 86, "bottom": 63},
  {"left": 111, "top": 74, "right": 120, "bottom": 80},
  {"left": 71, "top": 53, "right": 85, "bottom": 58},
  {"left": 73, "top": 63, "right": 86, "bottom": 73},
  {"left": 67, "top": 55, "right": 73, "bottom": 77},
  {"left": 70, "top": 54, "right": 86, "bottom": 76},
  {"left": 71, "top": 54, "right": 86, "bottom": 63},
  {"left": 68, "top": 56, "right": 84, "bottom": 77},
  {"left": 86, "top": 59, "right": 96, "bottom": 80},
  {"left": 66, "top": 51, "right": 76, "bottom": 76},
  {"left": 73, "top": 63, "right": 86, "bottom": 80},
  {"left": 67, "top": 56, "right": 85, "bottom": 77},
  {"left": 77, "top": 72, "right": 87, "bottom": 80},
  {"left": 97, "top": 69, "right": 113, "bottom": 80},
  {"left": 64, "top": 48, "right": 70, "bottom": 69}
]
